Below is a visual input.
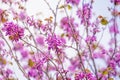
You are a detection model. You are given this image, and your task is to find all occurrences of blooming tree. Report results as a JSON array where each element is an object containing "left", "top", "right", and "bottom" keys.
[{"left": 0, "top": 0, "right": 120, "bottom": 80}]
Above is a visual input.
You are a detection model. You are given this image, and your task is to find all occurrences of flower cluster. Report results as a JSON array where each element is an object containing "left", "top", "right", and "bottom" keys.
[
  {"left": 75, "top": 71, "right": 96, "bottom": 80},
  {"left": 109, "top": 22, "right": 119, "bottom": 34},
  {"left": 85, "top": 35, "right": 96, "bottom": 44},
  {"left": 60, "top": 17, "right": 79, "bottom": 41},
  {"left": 111, "top": 0, "right": 120, "bottom": 5},
  {"left": 2, "top": 22, "right": 24, "bottom": 41},
  {"left": 115, "top": 53, "right": 120, "bottom": 67},
  {"left": 28, "top": 59, "right": 44, "bottom": 78},
  {"left": 77, "top": 3, "right": 92, "bottom": 25},
  {"left": 66, "top": 0, "right": 80, "bottom": 5},
  {"left": 46, "top": 34, "right": 66, "bottom": 51},
  {"left": 61, "top": 17, "right": 78, "bottom": 31}
]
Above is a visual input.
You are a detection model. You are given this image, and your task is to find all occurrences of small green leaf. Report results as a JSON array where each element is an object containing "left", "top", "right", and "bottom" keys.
[
  {"left": 100, "top": 18, "right": 108, "bottom": 25},
  {"left": 102, "top": 70, "right": 108, "bottom": 75},
  {"left": 67, "top": 5, "right": 72, "bottom": 10},
  {"left": 59, "top": 5, "right": 65, "bottom": 9},
  {"left": 108, "top": 78, "right": 114, "bottom": 80},
  {"left": 28, "top": 59, "right": 35, "bottom": 67}
]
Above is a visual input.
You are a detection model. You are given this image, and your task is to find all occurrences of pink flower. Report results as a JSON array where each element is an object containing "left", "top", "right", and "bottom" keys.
[
  {"left": 20, "top": 49, "right": 28, "bottom": 58},
  {"left": 75, "top": 72, "right": 96, "bottom": 80},
  {"left": 2, "top": 22, "right": 24, "bottom": 41},
  {"left": 61, "top": 17, "right": 78, "bottom": 32},
  {"left": 109, "top": 23, "right": 119, "bottom": 33},
  {"left": 111, "top": 0, "right": 120, "bottom": 5},
  {"left": 5, "top": 69, "right": 13, "bottom": 77},
  {"left": 93, "top": 52, "right": 104, "bottom": 59},
  {"left": 13, "top": 42, "right": 24, "bottom": 50},
  {"left": 77, "top": 4, "right": 91, "bottom": 25},
  {"left": 60, "top": 17, "right": 79, "bottom": 40},
  {"left": 0, "top": 9, "right": 4, "bottom": 22},
  {"left": 0, "top": 9, "right": 3, "bottom": 14},
  {"left": 75, "top": 72, "right": 85, "bottom": 80},
  {"left": 28, "top": 58, "right": 45, "bottom": 78},
  {"left": 0, "top": 40, "right": 4, "bottom": 50},
  {"left": 46, "top": 34, "right": 66, "bottom": 50},
  {"left": 68, "top": 57, "right": 80, "bottom": 72},
  {"left": 115, "top": 53, "right": 120, "bottom": 67},
  {"left": 2, "top": 0, "right": 13, "bottom": 4},
  {"left": 36, "top": 36, "right": 44, "bottom": 46},
  {"left": 86, "top": 72, "right": 97, "bottom": 80},
  {"left": 18, "top": 11, "right": 27, "bottom": 20},
  {"left": 1, "top": 68, "right": 13, "bottom": 78},
  {"left": 107, "top": 59, "right": 116, "bottom": 70},
  {"left": 28, "top": 68, "right": 38, "bottom": 78},
  {"left": 35, "top": 60, "right": 43, "bottom": 75},
  {"left": 66, "top": 0, "right": 80, "bottom": 5},
  {"left": 85, "top": 35, "right": 96, "bottom": 43},
  {"left": 26, "top": 16, "right": 35, "bottom": 26}
]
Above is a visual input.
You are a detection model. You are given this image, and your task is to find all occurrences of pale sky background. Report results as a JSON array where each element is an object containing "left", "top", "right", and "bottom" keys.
[{"left": 1, "top": 0, "right": 119, "bottom": 80}]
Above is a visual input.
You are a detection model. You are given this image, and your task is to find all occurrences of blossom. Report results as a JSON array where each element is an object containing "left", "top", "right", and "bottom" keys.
[
  {"left": 115, "top": 53, "right": 120, "bottom": 67},
  {"left": 20, "top": 49, "right": 29, "bottom": 58},
  {"left": 35, "top": 60, "right": 43, "bottom": 75},
  {"left": 28, "top": 68, "right": 38, "bottom": 78},
  {"left": 106, "top": 59, "right": 117, "bottom": 76},
  {"left": 60, "top": 17, "right": 79, "bottom": 40},
  {"left": 111, "top": 8, "right": 120, "bottom": 16},
  {"left": 35, "top": 36, "right": 44, "bottom": 46},
  {"left": 28, "top": 58, "right": 46, "bottom": 78},
  {"left": 86, "top": 72, "right": 97, "bottom": 80},
  {"left": 18, "top": 11, "right": 27, "bottom": 20},
  {"left": 85, "top": 35, "right": 96, "bottom": 44},
  {"left": 109, "top": 22, "right": 119, "bottom": 33},
  {"left": 68, "top": 57, "right": 81, "bottom": 72},
  {"left": 26, "top": 16, "right": 35, "bottom": 26},
  {"left": 46, "top": 34, "right": 66, "bottom": 50},
  {"left": 0, "top": 9, "right": 3, "bottom": 22},
  {"left": 75, "top": 72, "right": 96, "bottom": 80},
  {"left": 0, "top": 40, "right": 4, "bottom": 50},
  {"left": 2, "top": 22, "right": 24, "bottom": 41},
  {"left": 5, "top": 69, "right": 13, "bottom": 77},
  {"left": 61, "top": 17, "right": 78, "bottom": 31},
  {"left": 111, "top": 0, "right": 120, "bottom": 5},
  {"left": 75, "top": 72, "right": 85, "bottom": 79},
  {"left": 107, "top": 59, "right": 116, "bottom": 70},
  {"left": 77, "top": 3, "right": 91, "bottom": 25},
  {"left": 13, "top": 42, "right": 24, "bottom": 50},
  {"left": 1, "top": 0, "right": 13, "bottom": 4},
  {"left": 66, "top": 0, "right": 80, "bottom": 5}
]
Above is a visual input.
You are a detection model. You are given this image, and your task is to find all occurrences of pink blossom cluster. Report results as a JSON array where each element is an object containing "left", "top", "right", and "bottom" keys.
[
  {"left": 66, "top": 0, "right": 80, "bottom": 5},
  {"left": 46, "top": 34, "right": 66, "bottom": 51},
  {"left": 2, "top": 22, "right": 24, "bottom": 41},
  {"left": 77, "top": 3, "right": 92, "bottom": 25},
  {"left": 60, "top": 17, "right": 79, "bottom": 41}
]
